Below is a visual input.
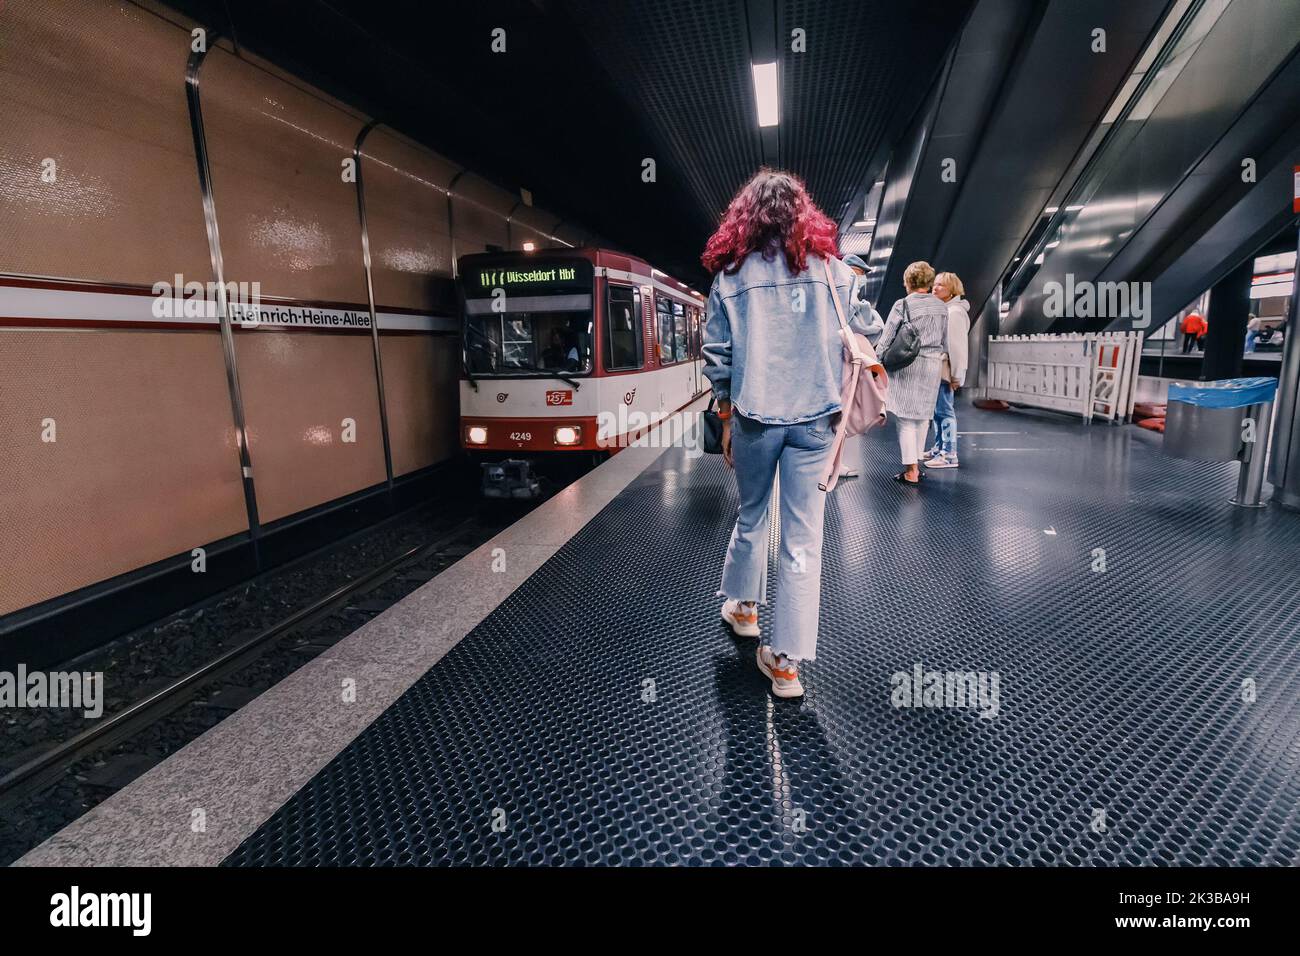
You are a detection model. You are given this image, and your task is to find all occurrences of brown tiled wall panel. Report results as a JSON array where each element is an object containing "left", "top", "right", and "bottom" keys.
[
  {"left": 0, "top": 329, "right": 248, "bottom": 616},
  {"left": 0, "top": 2, "right": 587, "bottom": 620},
  {"left": 234, "top": 331, "right": 386, "bottom": 523},
  {"left": 0, "top": 0, "right": 212, "bottom": 284},
  {"left": 380, "top": 334, "right": 459, "bottom": 476},
  {"left": 451, "top": 173, "right": 516, "bottom": 252},
  {"left": 360, "top": 129, "right": 458, "bottom": 311},
  {"left": 199, "top": 48, "right": 368, "bottom": 305}
]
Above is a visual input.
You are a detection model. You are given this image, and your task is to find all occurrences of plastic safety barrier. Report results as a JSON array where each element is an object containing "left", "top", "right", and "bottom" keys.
[{"left": 984, "top": 331, "right": 1144, "bottom": 423}]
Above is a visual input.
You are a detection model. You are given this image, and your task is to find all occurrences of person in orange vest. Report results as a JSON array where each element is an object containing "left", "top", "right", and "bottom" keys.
[{"left": 1181, "top": 310, "right": 1207, "bottom": 353}]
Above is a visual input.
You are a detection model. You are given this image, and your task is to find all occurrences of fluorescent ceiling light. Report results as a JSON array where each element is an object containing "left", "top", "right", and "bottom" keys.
[
  {"left": 751, "top": 62, "right": 779, "bottom": 127},
  {"left": 1044, "top": 206, "right": 1059, "bottom": 214}
]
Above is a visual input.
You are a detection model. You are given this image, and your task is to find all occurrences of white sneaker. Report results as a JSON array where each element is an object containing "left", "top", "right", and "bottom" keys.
[
  {"left": 921, "top": 447, "right": 942, "bottom": 461},
  {"left": 721, "top": 599, "right": 759, "bottom": 637},
  {"left": 925, "top": 454, "right": 958, "bottom": 469},
  {"left": 756, "top": 646, "right": 804, "bottom": 698}
]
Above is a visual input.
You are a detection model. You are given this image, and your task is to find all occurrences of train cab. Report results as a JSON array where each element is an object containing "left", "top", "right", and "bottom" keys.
[{"left": 458, "top": 248, "right": 708, "bottom": 495}]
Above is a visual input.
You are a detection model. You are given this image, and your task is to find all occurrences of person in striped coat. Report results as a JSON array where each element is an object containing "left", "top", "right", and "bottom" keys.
[{"left": 875, "top": 261, "right": 948, "bottom": 485}]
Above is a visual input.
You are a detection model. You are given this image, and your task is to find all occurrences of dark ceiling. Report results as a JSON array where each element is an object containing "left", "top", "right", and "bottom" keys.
[{"left": 170, "top": 0, "right": 972, "bottom": 285}]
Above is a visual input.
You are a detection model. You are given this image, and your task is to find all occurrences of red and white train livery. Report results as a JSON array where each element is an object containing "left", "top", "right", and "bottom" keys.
[{"left": 459, "top": 248, "right": 709, "bottom": 489}]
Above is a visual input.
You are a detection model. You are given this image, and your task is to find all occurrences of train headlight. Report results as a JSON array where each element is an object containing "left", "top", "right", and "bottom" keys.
[
  {"left": 467, "top": 426, "right": 488, "bottom": 445},
  {"left": 554, "top": 425, "right": 581, "bottom": 446}
]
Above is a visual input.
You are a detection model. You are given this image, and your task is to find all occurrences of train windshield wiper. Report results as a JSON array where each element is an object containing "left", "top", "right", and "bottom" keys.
[{"left": 505, "top": 362, "right": 582, "bottom": 390}]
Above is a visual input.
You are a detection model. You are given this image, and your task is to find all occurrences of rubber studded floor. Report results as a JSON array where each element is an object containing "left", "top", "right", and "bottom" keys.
[{"left": 224, "top": 404, "right": 1300, "bottom": 865}]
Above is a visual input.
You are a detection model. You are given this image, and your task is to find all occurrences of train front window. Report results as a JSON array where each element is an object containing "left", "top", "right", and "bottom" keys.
[{"left": 466, "top": 311, "right": 592, "bottom": 376}]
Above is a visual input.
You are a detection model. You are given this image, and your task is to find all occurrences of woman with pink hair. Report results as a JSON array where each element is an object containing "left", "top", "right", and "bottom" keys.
[{"left": 702, "top": 168, "right": 874, "bottom": 699}]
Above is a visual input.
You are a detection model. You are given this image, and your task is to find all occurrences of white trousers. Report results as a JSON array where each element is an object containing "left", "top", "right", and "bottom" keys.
[{"left": 896, "top": 416, "right": 928, "bottom": 464}]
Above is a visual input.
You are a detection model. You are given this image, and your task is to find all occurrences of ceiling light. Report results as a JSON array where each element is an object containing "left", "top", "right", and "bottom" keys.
[
  {"left": 522, "top": 241, "right": 536, "bottom": 252},
  {"left": 751, "top": 62, "right": 779, "bottom": 127}
]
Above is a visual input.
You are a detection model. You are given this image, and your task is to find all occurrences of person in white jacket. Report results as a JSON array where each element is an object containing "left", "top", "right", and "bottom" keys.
[{"left": 924, "top": 271, "right": 970, "bottom": 469}]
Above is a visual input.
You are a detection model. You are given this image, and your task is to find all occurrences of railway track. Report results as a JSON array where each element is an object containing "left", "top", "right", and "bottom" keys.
[{"left": 0, "top": 518, "right": 477, "bottom": 811}]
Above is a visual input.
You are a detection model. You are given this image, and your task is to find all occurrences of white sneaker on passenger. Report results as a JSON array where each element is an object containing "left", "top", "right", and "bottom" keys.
[
  {"left": 921, "top": 446, "right": 942, "bottom": 461},
  {"left": 756, "top": 646, "right": 804, "bottom": 698},
  {"left": 721, "top": 599, "right": 760, "bottom": 637},
  {"left": 925, "top": 454, "right": 958, "bottom": 469}
]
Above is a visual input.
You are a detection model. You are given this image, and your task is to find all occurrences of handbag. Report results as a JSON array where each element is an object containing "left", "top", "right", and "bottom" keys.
[
  {"left": 818, "top": 258, "right": 889, "bottom": 492},
  {"left": 877, "top": 298, "right": 921, "bottom": 372},
  {"left": 701, "top": 394, "right": 725, "bottom": 454}
]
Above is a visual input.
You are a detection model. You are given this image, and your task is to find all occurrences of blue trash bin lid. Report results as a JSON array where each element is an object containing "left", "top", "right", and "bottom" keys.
[{"left": 1168, "top": 376, "right": 1277, "bottom": 408}]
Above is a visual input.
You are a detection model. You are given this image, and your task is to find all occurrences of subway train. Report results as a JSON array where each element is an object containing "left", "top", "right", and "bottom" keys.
[
  {"left": 0, "top": 0, "right": 605, "bottom": 667},
  {"left": 458, "top": 248, "right": 709, "bottom": 496}
]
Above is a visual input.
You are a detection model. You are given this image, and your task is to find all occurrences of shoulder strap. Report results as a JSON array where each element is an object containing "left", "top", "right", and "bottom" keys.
[{"left": 822, "top": 258, "right": 851, "bottom": 334}]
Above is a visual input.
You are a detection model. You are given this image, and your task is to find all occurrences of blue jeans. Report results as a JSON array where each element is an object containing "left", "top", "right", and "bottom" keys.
[
  {"left": 931, "top": 381, "right": 956, "bottom": 456},
  {"left": 718, "top": 413, "right": 834, "bottom": 661}
]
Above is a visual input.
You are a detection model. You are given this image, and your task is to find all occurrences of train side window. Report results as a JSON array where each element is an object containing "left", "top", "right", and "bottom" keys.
[
  {"left": 656, "top": 295, "right": 675, "bottom": 365},
  {"left": 605, "top": 285, "right": 643, "bottom": 371}
]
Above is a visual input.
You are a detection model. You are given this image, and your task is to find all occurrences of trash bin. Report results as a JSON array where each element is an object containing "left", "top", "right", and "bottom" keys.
[{"left": 1164, "top": 377, "right": 1278, "bottom": 507}]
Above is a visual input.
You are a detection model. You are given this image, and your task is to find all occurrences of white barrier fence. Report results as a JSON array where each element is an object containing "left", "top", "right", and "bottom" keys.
[{"left": 984, "top": 331, "right": 1144, "bottom": 423}]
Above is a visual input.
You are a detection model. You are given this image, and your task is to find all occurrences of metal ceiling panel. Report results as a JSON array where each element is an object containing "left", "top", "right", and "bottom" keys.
[
  {"left": 563, "top": 0, "right": 971, "bottom": 255},
  {"left": 925, "top": 0, "right": 1171, "bottom": 314},
  {"left": 1006, "top": 0, "right": 1300, "bottom": 334}
]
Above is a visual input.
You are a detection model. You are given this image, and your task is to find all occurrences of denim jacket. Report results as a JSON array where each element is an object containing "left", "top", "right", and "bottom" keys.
[{"left": 702, "top": 252, "right": 869, "bottom": 425}]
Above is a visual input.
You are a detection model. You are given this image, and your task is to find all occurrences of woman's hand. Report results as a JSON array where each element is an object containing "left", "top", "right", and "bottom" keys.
[{"left": 721, "top": 417, "right": 734, "bottom": 468}]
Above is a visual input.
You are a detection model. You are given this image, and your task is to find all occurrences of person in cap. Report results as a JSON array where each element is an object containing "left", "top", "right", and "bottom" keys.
[
  {"left": 830, "top": 255, "right": 886, "bottom": 481},
  {"left": 842, "top": 255, "right": 885, "bottom": 346}
]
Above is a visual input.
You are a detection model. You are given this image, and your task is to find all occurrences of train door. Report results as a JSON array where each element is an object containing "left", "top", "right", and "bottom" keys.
[
  {"left": 691, "top": 306, "right": 703, "bottom": 396},
  {"left": 691, "top": 306, "right": 702, "bottom": 395}
]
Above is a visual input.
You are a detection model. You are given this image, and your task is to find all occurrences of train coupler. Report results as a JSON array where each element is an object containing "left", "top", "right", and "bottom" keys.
[{"left": 481, "top": 458, "right": 541, "bottom": 499}]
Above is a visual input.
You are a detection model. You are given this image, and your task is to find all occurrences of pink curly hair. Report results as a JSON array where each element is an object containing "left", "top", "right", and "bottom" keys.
[{"left": 701, "top": 167, "right": 840, "bottom": 276}]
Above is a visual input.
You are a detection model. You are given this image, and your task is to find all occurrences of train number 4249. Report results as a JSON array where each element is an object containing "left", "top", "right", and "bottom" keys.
[{"left": 509, "top": 432, "right": 532, "bottom": 442}]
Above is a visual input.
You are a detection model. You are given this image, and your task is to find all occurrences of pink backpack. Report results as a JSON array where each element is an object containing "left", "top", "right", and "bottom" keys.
[{"left": 818, "top": 257, "right": 888, "bottom": 492}]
